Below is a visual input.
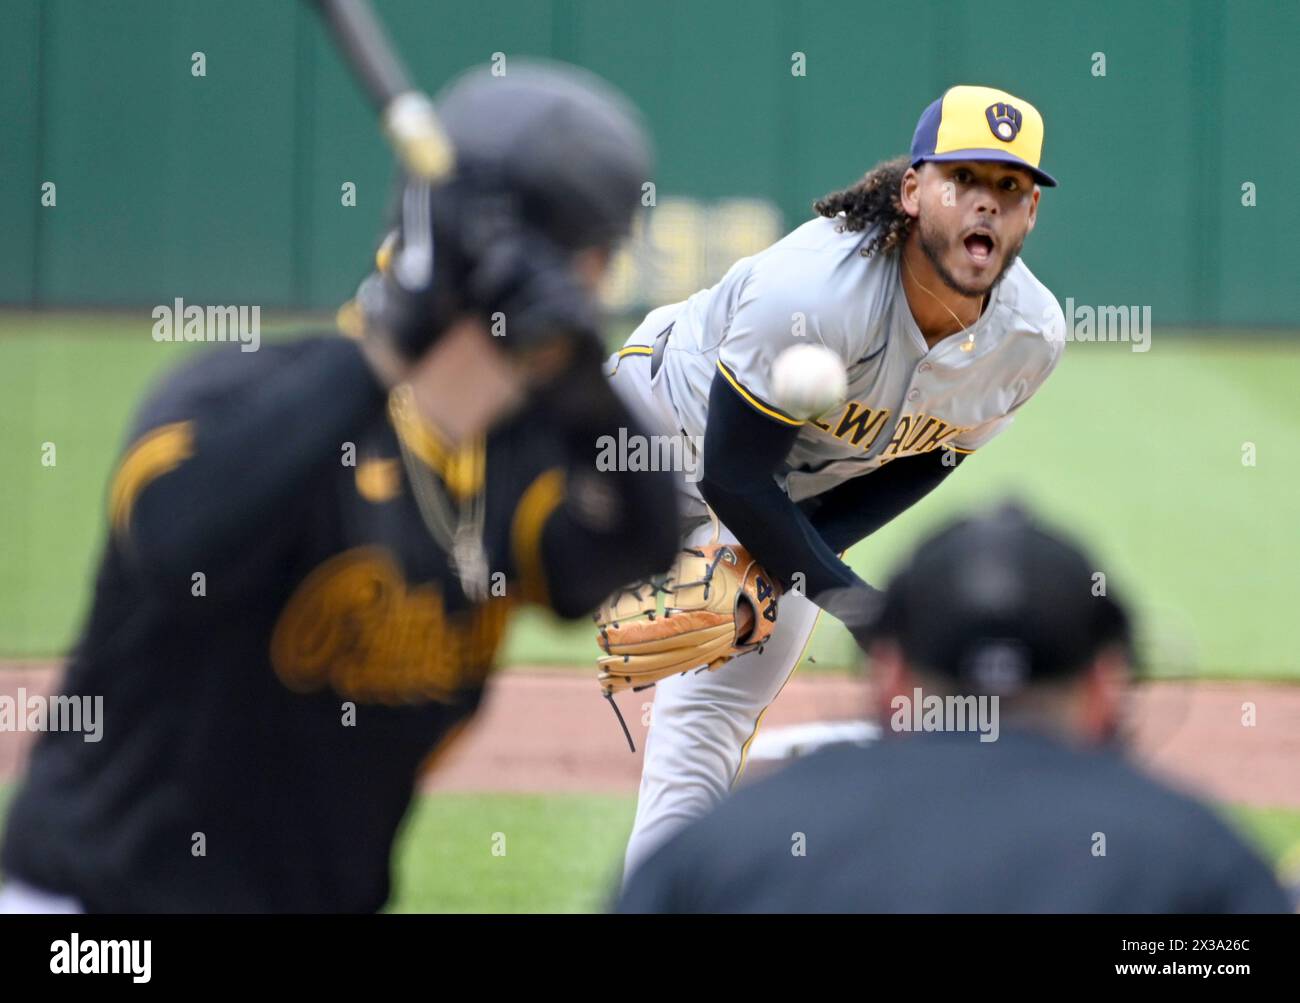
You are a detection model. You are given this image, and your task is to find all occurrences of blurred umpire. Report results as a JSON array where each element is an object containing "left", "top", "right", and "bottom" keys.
[
  {"left": 0, "top": 62, "right": 679, "bottom": 913},
  {"left": 617, "top": 503, "right": 1289, "bottom": 913}
]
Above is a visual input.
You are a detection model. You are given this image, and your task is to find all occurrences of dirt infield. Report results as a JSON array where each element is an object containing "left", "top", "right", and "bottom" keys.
[{"left": 2, "top": 663, "right": 1297, "bottom": 808}]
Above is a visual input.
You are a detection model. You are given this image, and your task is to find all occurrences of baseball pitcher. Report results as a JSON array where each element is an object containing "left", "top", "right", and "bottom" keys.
[{"left": 599, "top": 85, "right": 1067, "bottom": 877}]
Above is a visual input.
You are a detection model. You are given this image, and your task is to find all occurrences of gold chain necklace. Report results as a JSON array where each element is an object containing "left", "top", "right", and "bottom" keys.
[
  {"left": 387, "top": 387, "right": 490, "bottom": 602},
  {"left": 903, "top": 254, "right": 987, "bottom": 353}
]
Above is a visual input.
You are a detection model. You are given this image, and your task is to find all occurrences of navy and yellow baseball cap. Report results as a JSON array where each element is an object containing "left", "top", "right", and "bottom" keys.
[{"left": 910, "top": 85, "right": 1057, "bottom": 187}]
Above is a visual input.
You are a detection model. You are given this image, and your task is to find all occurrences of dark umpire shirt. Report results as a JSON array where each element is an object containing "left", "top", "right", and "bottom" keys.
[
  {"left": 616, "top": 729, "right": 1290, "bottom": 913},
  {"left": 2, "top": 335, "right": 676, "bottom": 913}
]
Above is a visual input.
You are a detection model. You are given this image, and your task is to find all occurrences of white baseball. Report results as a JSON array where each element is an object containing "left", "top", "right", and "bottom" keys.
[{"left": 770, "top": 343, "right": 847, "bottom": 420}]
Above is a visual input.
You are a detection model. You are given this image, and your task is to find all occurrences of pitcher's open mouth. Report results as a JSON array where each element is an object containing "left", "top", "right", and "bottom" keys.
[{"left": 963, "top": 233, "right": 994, "bottom": 262}]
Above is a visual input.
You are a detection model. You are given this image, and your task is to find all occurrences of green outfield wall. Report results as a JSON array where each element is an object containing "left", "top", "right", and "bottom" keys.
[{"left": 2, "top": 0, "right": 1297, "bottom": 326}]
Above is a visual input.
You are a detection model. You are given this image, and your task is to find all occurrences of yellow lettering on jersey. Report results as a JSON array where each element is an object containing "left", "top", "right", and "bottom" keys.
[
  {"left": 882, "top": 415, "right": 914, "bottom": 456},
  {"left": 832, "top": 403, "right": 890, "bottom": 449},
  {"left": 912, "top": 418, "right": 962, "bottom": 454},
  {"left": 270, "top": 547, "right": 510, "bottom": 704},
  {"left": 881, "top": 413, "right": 970, "bottom": 458},
  {"left": 902, "top": 415, "right": 942, "bottom": 452},
  {"left": 815, "top": 404, "right": 970, "bottom": 460}
]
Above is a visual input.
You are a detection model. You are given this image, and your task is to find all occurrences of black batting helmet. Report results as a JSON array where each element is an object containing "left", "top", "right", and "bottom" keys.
[
  {"left": 435, "top": 60, "right": 652, "bottom": 251},
  {"left": 360, "top": 60, "right": 652, "bottom": 358}
]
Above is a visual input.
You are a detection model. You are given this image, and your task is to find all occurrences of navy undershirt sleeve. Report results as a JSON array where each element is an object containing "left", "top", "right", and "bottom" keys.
[
  {"left": 798, "top": 449, "right": 964, "bottom": 554},
  {"left": 701, "top": 371, "right": 965, "bottom": 624},
  {"left": 700, "top": 370, "right": 871, "bottom": 607}
]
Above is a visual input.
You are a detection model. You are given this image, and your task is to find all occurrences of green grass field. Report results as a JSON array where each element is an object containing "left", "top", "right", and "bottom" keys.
[
  {"left": 388, "top": 796, "right": 1300, "bottom": 912},
  {"left": 388, "top": 793, "right": 635, "bottom": 912},
  {"left": 2, "top": 312, "right": 1298, "bottom": 678},
  {"left": 0, "top": 786, "right": 1295, "bottom": 911}
]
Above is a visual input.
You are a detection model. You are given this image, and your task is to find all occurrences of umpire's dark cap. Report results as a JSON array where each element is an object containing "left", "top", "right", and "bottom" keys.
[{"left": 867, "top": 502, "right": 1133, "bottom": 693}]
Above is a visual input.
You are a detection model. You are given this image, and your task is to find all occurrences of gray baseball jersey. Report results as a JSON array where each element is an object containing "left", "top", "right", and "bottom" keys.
[{"left": 652, "top": 215, "right": 1065, "bottom": 502}]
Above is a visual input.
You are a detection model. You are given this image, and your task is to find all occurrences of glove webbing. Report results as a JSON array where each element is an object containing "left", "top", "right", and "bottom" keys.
[{"left": 597, "top": 548, "right": 738, "bottom": 753}]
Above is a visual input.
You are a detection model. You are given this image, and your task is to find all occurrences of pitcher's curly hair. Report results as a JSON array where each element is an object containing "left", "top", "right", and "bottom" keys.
[{"left": 812, "top": 155, "right": 913, "bottom": 258}]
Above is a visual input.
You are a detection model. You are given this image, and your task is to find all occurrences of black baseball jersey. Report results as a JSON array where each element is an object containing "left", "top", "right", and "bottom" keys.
[
  {"left": 616, "top": 729, "right": 1291, "bottom": 913},
  {"left": 2, "top": 334, "right": 678, "bottom": 912}
]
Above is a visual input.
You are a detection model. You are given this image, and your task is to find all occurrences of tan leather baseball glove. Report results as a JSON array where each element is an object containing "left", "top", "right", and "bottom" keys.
[{"left": 595, "top": 543, "right": 782, "bottom": 697}]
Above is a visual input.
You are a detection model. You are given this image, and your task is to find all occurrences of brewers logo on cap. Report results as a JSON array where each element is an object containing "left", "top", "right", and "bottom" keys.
[
  {"left": 985, "top": 102, "right": 1022, "bottom": 142},
  {"left": 910, "top": 85, "right": 1057, "bottom": 187}
]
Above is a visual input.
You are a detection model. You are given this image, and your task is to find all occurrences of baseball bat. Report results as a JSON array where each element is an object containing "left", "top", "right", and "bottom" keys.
[{"left": 311, "top": 0, "right": 455, "bottom": 182}]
